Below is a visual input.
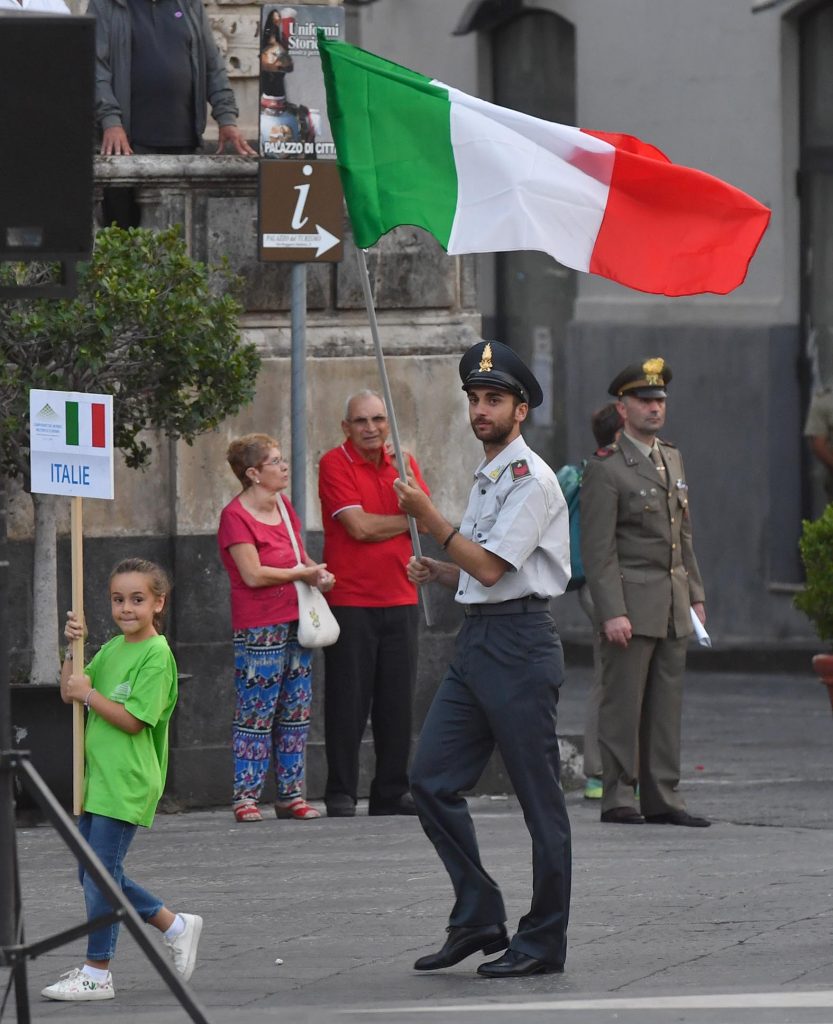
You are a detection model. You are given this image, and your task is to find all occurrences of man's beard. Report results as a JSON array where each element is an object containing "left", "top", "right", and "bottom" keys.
[{"left": 470, "top": 416, "right": 515, "bottom": 445}]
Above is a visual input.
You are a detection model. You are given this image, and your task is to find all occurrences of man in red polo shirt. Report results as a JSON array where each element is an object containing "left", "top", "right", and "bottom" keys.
[{"left": 318, "top": 390, "right": 430, "bottom": 817}]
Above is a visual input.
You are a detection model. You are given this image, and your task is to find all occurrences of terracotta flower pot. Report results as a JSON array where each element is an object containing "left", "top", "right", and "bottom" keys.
[{"left": 811, "top": 653, "right": 833, "bottom": 715}]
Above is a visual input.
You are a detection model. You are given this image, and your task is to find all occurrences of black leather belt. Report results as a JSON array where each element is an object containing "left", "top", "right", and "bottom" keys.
[{"left": 463, "top": 597, "right": 550, "bottom": 617}]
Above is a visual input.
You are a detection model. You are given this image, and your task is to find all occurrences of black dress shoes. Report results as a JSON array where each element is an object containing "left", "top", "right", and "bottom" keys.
[
  {"left": 414, "top": 924, "right": 509, "bottom": 971},
  {"left": 368, "top": 792, "right": 419, "bottom": 816},
  {"left": 325, "top": 794, "right": 356, "bottom": 818},
  {"left": 477, "top": 949, "right": 563, "bottom": 978},
  {"left": 600, "top": 806, "right": 645, "bottom": 824},
  {"left": 644, "top": 809, "right": 710, "bottom": 827}
]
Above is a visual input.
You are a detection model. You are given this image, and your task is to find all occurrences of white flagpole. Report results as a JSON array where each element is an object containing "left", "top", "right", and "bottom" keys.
[{"left": 355, "top": 248, "right": 432, "bottom": 627}]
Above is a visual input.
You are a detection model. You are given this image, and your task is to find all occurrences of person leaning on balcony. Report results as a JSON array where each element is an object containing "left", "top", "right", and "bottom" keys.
[{"left": 88, "top": 0, "right": 255, "bottom": 158}]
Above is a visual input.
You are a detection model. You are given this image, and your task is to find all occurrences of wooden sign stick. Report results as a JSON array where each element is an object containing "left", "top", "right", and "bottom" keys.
[{"left": 70, "top": 496, "right": 85, "bottom": 816}]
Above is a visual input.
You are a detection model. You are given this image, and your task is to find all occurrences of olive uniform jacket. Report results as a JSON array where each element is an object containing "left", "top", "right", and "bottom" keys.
[{"left": 579, "top": 434, "right": 705, "bottom": 639}]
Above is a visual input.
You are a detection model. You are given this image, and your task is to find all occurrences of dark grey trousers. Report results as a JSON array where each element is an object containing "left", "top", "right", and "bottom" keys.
[{"left": 410, "top": 610, "right": 571, "bottom": 967}]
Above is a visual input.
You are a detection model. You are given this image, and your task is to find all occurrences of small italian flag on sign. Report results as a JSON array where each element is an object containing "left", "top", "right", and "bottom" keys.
[{"left": 66, "top": 400, "right": 107, "bottom": 448}]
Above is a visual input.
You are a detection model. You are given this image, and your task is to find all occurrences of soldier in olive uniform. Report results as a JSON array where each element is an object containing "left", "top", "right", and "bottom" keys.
[{"left": 580, "top": 358, "right": 709, "bottom": 827}]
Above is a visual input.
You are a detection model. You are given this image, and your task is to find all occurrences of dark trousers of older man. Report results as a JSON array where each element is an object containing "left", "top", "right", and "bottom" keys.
[
  {"left": 410, "top": 610, "right": 571, "bottom": 967},
  {"left": 324, "top": 605, "right": 418, "bottom": 810}
]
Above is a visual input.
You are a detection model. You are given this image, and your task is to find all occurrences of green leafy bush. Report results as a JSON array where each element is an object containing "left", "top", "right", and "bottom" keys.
[
  {"left": 795, "top": 505, "right": 833, "bottom": 646},
  {"left": 0, "top": 225, "right": 261, "bottom": 484}
]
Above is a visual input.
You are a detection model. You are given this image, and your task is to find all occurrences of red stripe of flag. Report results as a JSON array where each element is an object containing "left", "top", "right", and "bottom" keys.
[
  {"left": 582, "top": 129, "right": 771, "bottom": 296},
  {"left": 91, "top": 403, "right": 106, "bottom": 448}
]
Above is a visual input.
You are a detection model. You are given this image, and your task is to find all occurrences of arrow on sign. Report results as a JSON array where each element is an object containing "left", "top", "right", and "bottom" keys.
[{"left": 262, "top": 226, "right": 340, "bottom": 258}]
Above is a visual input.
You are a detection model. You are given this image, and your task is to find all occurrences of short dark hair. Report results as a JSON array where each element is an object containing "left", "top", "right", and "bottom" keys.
[{"left": 591, "top": 403, "right": 623, "bottom": 448}]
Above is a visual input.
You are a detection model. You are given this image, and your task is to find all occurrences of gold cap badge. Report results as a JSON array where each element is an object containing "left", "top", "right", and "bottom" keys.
[
  {"left": 478, "top": 343, "right": 493, "bottom": 373},
  {"left": 642, "top": 357, "right": 665, "bottom": 387}
]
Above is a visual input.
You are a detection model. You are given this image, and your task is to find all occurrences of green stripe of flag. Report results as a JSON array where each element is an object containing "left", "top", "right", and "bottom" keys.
[
  {"left": 318, "top": 32, "right": 458, "bottom": 250},
  {"left": 65, "top": 401, "right": 79, "bottom": 446}
]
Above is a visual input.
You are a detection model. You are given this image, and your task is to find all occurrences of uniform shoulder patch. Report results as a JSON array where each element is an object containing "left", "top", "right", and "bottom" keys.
[
  {"left": 510, "top": 459, "right": 531, "bottom": 480},
  {"left": 593, "top": 443, "right": 618, "bottom": 459}
]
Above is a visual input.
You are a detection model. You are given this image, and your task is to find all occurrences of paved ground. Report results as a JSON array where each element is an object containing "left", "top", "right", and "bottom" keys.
[{"left": 4, "top": 665, "right": 833, "bottom": 1024}]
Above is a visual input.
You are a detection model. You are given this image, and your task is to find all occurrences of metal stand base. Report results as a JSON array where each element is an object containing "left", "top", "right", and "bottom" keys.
[{"left": 0, "top": 751, "right": 210, "bottom": 1023}]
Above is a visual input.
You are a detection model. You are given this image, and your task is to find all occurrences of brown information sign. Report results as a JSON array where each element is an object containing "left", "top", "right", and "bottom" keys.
[{"left": 258, "top": 160, "right": 344, "bottom": 263}]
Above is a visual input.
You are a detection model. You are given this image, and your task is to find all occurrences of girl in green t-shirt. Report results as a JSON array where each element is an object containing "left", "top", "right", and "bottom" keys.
[{"left": 42, "top": 558, "right": 203, "bottom": 1003}]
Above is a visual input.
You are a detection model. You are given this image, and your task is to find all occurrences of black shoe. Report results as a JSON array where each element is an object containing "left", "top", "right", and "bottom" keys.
[
  {"left": 644, "top": 809, "right": 710, "bottom": 827},
  {"left": 414, "top": 924, "right": 509, "bottom": 971},
  {"left": 477, "top": 949, "right": 563, "bottom": 978},
  {"left": 325, "top": 794, "right": 356, "bottom": 818},
  {"left": 600, "top": 806, "right": 645, "bottom": 824},
  {"left": 368, "top": 792, "right": 418, "bottom": 816}
]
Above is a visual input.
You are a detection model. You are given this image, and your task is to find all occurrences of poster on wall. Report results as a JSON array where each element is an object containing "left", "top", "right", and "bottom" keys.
[{"left": 259, "top": 4, "right": 345, "bottom": 160}]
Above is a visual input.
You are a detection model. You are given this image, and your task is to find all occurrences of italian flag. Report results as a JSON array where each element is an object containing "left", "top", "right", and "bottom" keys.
[
  {"left": 65, "top": 399, "right": 106, "bottom": 448},
  {"left": 319, "top": 35, "right": 770, "bottom": 297}
]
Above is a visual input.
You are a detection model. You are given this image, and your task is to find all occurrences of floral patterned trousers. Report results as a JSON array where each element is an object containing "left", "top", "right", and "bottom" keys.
[{"left": 232, "top": 622, "right": 313, "bottom": 805}]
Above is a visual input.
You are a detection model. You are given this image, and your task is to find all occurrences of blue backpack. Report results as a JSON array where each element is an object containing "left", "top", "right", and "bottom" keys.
[{"left": 555, "top": 463, "right": 585, "bottom": 591}]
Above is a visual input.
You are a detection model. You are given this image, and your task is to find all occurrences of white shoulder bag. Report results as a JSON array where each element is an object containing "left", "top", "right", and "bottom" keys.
[{"left": 277, "top": 495, "right": 340, "bottom": 649}]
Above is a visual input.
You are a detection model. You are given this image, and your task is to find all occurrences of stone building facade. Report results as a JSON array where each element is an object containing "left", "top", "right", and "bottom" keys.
[{"left": 11, "top": 0, "right": 833, "bottom": 807}]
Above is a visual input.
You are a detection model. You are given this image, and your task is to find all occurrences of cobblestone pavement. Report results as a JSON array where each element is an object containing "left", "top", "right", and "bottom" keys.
[{"left": 5, "top": 668, "right": 833, "bottom": 1024}]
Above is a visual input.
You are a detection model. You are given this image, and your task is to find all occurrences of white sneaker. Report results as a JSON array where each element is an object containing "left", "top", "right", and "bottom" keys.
[
  {"left": 41, "top": 967, "right": 115, "bottom": 1001},
  {"left": 164, "top": 913, "right": 203, "bottom": 981}
]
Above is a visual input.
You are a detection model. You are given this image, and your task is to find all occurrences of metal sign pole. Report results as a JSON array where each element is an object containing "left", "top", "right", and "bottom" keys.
[{"left": 290, "top": 262, "right": 308, "bottom": 539}]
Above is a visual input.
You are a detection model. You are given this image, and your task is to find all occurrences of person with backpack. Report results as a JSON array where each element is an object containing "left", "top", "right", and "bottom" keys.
[{"left": 557, "top": 403, "right": 623, "bottom": 800}]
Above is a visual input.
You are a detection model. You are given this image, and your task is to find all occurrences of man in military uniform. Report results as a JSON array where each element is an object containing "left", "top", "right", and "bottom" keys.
[
  {"left": 393, "top": 340, "right": 572, "bottom": 978},
  {"left": 580, "top": 358, "right": 709, "bottom": 827}
]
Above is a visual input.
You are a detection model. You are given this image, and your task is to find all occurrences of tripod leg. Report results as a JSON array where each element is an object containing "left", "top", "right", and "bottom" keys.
[
  {"left": 12, "top": 828, "right": 31, "bottom": 1024},
  {"left": 17, "top": 757, "right": 210, "bottom": 1024}
]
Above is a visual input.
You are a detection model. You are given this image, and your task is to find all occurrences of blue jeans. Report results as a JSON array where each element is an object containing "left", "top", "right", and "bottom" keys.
[{"left": 78, "top": 812, "right": 163, "bottom": 961}]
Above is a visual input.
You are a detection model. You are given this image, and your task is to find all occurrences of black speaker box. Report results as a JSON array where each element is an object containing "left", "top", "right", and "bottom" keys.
[{"left": 0, "top": 14, "right": 95, "bottom": 261}]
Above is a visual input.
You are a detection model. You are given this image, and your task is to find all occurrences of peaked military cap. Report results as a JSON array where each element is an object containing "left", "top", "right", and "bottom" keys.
[
  {"left": 459, "top": 340, "right": 544, "bottom": 409},
  {"left": 608, "top": 357, "right": 672, "bottom": 399}
]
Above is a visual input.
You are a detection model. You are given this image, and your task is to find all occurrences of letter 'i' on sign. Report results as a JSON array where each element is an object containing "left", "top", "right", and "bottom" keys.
[{"left": 29, "top": 389, "right": 115, "bottom": 500}]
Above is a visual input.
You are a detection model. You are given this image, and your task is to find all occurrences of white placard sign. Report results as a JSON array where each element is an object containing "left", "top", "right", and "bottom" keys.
[{"left": 29, "top": 389, "right": 114, "bottom": 500}]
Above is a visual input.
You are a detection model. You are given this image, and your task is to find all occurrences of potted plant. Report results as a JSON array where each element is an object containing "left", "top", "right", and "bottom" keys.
[{"left": 795, "top": 504, "right": 833, "bottom": 714}]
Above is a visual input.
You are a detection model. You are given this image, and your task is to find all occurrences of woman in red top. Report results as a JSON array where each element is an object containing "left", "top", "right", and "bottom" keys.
[{"left": 218, "top": 434, "right": 335, "bottom": 823}]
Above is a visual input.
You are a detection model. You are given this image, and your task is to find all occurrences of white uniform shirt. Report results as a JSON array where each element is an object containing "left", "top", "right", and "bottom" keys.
[{"left": 455, "top": 434, "right": 570, "bottom": 604}]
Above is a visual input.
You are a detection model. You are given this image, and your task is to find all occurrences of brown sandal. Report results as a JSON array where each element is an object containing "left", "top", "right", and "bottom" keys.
[
  {"left": 275, "top": 798, "right": 321, "bottom": 820},
  {"left": 233, "top": 801, "right": 263, "bottom": 823}
]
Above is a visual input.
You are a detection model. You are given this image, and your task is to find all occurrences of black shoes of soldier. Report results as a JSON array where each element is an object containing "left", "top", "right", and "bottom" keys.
[
  {"left": 644, "top": 809, "right": 711, "bottom": 827},
  {"left": 413, "top": 924, "right": 509, "bottom": 971},
  {"left": 368, "top": 792, "right": 418, "bottom": 816},
  {"left": 477, "top": 949, "right": 563, "bottom": 978},
  {"left": 600, "top": 806, "right": 645, "bottom": 824}
]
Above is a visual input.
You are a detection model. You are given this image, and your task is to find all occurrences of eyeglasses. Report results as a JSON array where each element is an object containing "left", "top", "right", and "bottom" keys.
[
  {"left": 348, "top": 415, "right": 388, "bottom": 427},
  {"left": 259, "top": 456, "right": 288, "bottom": 467}
]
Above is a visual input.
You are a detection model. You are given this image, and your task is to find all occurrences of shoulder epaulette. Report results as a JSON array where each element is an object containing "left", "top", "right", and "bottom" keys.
[{"left": 593, "top": 443, "right": 618, "bottom": 459}]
